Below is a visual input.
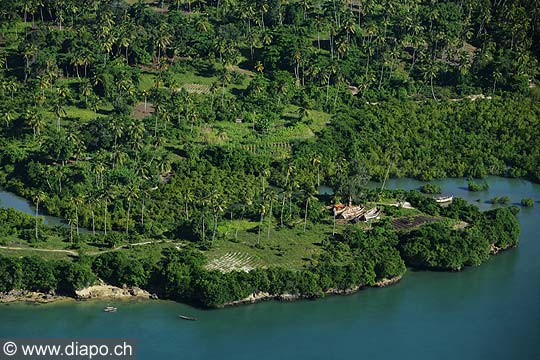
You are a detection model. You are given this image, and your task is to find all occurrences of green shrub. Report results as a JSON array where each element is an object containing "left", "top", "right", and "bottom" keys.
[
  {"left": 468, "top": 180, "right": 489, "bottom": 192},
  {"left": 420, "top": 183, "right": 442, "bottom": 194},
  {"left": 521, "top": 198, "right": 534, "bottom": 207}
]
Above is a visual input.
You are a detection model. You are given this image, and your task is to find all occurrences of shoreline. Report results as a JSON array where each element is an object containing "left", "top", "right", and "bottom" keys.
[
  {"left": 224, "top": 275, "right": 403, "bottom": 307},
  {"left": 0, "top": 285, "right": 155, "bottom": 305},
  {"left": 0, "top": 276, "right": 404, "bottom": 307}
]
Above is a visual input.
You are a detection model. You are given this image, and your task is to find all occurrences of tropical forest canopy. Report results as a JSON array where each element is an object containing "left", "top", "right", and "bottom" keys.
[{"left": 0, "top": 0, "right": 535, "bottom": 305}]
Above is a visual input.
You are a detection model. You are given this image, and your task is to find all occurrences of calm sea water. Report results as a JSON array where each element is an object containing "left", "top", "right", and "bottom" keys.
[{"left": 1, "top": 177, "right": 539, "bottom": 360}]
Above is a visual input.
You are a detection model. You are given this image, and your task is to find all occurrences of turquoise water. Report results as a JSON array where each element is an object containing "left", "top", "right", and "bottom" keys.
[{"left": 1, "top": 177, "right": 539, "bottom": 360}]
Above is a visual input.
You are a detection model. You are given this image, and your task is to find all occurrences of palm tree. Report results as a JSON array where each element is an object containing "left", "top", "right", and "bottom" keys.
[
  {"left": 85, "top": 191, "right": 99, "bottom": 236},
  {"left": 331, "top": 194, "right": 341, "bottom": 236},
  {"left": 23, "top": 43, "right": 38, "bottom": 82},
  {"left": 4, "top": 110, "right": 15, "bottom": 129},
  {"left": 156, "top": 24, "right": 172, "bottom": 62},
  {"left": 280, "top": 164, "right": 295, "bottom": 226},
  {"left": 259, "top": 1, "right": 269, "bottom": 31},
  {"left": 110, "top": 118, "right": 124, "bottom": 147},
  {"left": 423, "top": 59, "right": 439, "bottom": 101},
  {"left": 257, "top": 201, "right": 266, "bottom": 246},
  {"left": 100, "top": 188, "right": 114, "bottom": 235},
  {"left": 254, "top": 61, "right": 264, "bottom": 73},
  {"left": 183, "top": 187, "right": 194, "bottom": 221},
  {"left": 125, "top": 184, "right": 139, "bottom": 235},
  {"left": 303, "top": 188, "right": 317, "bottom": 233},
  {"left": 24, "top": 109, "right": 39, "bottom": 138},
  {"left": 312, "top": 155, "right": 321, "bottom": 187},
  {"left": 32, "top": 191, "right": 46, "bottom": 240},
  {"left": 26, "top": 110, "right": 45, "bottom": 139},
  {"left": 236, "top": 193, "right": 253, "bottom": 239},
  {"left": 266, "top": 189, "right": 278, "bottom": 241},
  {"left": 141, "top": 89, "right": 150, "bottom": 112},
  {"left": 210, "top": 192, "right": 225, "bottom": 245},
  {"left": 314, "top": 15, "right": 324, "bottom": 51},
  {"left": 81, "top": 80, "right": 93, "bottom": 108},
  {"left": 0, "top": 49, "right": 7, "bottom": 72},
  {"left": 301, "top": 0, "right": 312, "bottom": 20},
  {"left": 4, "top": 78, "right": 18, "bottom": 100},
  {"left": 219, "top": 69, "right": 232, "bottom": 106},
  {"left": 53, "top": 86, "right": 69, "bottom": 132},
  {"left": 139, "top": 184, "right": 152, "bottom": 228},
  {"left": 73, "top": 195, "right": 84, "bottom": 237},
  {"left": 70, "top": 52, "right": 83, "bottom": 79},
  {"left": 492, "top": 70, "right": 502, "bottom": 94}
]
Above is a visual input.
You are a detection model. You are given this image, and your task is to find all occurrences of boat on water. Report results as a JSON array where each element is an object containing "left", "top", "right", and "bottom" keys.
[
  {"left": 435, "top": 196, "right": 453, "bottom": 203},
  {"left": 103, "top": 306, "right": 117, "bottom": 313},
  {"left": 179, "top": 315, "right": 197, "bottom": 321}
]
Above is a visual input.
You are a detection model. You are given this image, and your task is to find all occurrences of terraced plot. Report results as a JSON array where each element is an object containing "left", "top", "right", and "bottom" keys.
[
  {"left": 183, "top": 83, "right": 211, "bottom": 94},
  {"left": 206, "top": 252, "right": 260, "bottom": 273}
]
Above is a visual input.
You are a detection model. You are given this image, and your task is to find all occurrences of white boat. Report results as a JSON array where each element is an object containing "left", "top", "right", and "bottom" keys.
[
  {"left": 103, "top": 306, "right": 117, "bottom": 313},
  {"left": 435, "top": 196, "right": 453, "bottom": 203},
  {"left": 363, "top": 208, "right": 381, "bottom": 221}
]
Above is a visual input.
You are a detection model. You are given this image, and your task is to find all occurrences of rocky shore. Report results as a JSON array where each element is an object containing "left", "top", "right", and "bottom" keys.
[
  {"left": 75, "top": 285, "right": 152, "bottom": 300},
  {"left": 0, "top": 290, "right": 72, "bottom": 304},
  {"left": 1, "top": 285, "right": 155, "bottom": 304},
  {"left": 224, "top": 276, "right": 403, "bottom": 307}
]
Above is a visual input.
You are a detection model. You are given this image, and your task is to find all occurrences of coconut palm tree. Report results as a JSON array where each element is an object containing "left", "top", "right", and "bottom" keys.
[
  {"left": 331, "top": 194, "right": 341, "bottom": 236},
  {"left": 156, "top": 24, "right": 172, "bottom": 62},
  {"left": 254, "top": 61, "right": 264, "bottom": 73},
  {"left": 257, "top": 201, "right": 266, "bottom": 246},
  {"left": 280, "top": 163, "right": 295, "bottom": 226},
  {"left": 125, "top": 184, "right": 139, "bottom": 235},
  {"left": 73, "top": 195, "right": 84, "bottom": 237},
  {"left": 303, "top": 188, "right": 317, "bottom": 233},
  {"left": 219, "top": 69, "right": 232, "bottom": 106},
  {"left": 312, "top": 155, "right": 321, "bottom": 187},
  {"left": 81, "top": 80, "right": 93, "bottom": 108},
  {"left": 141, "top": 89, "right": 150, "bottom": 112},
  {"left": 183, "top": 187, "right": 194, "bottom": 221},
  {"left": 266, "top": 189, "right": 278, "bottom": 241},
  {"left": 236, "top": 193, "right": 253, "bottom": 239},
  {"left": 85, "top": 191, "right": 99, "bottom": 236},
  {"left": 423, "top": 59, "right": 439, "bottom": 101},
  {"left": 26, "top": 110, "right": 45, "bottom": 139},
  {"left": 23, "top": 43, "right": 38, "bottom": 82},
  {"left": 100, "top": 188, "right": 115, "bottom": 235},
  {"left": 32, "top": 191, "right": 46, "bottom": 240}
]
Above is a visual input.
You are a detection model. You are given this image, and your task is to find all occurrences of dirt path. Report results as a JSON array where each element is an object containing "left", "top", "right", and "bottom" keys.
[
  {"left": 0, "top": 246, "right": 78, "bottom": 255},
  {"left": 0, "top": 240, "right": 175, "bottom": 257}
]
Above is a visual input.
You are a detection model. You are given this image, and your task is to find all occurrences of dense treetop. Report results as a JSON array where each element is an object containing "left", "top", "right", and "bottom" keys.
[{"left": 0, "top": 1, "right": 534, "bottom": 306}]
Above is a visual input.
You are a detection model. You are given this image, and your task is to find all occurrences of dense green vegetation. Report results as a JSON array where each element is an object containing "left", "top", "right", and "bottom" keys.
[
  {"left": 490, "top": 195, "right": 510, "bottom": 205},
  {"left": 0, "top": 0, "right": 535, "bottom": 306},
  {"left": 468, "top": 179, "right": 490, "bottom": 192},
  {"left": 420, "top": 183, "right": 441, "bottom": 194},
  {"left": 521, "top": 198, "right": 534, "bottom": 207},
  {"left": 0, "top": 192, "right": 520, "bottom": 307}
]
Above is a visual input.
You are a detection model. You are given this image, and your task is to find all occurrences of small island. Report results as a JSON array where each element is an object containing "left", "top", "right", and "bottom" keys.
[{"left": 0, "top": 189, "right": 520, "bottom": 308}]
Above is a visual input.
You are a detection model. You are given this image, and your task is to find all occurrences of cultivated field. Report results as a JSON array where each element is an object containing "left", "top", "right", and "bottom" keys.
[{"left": 205, "top": 251, "right": 260, "bottom": 273}]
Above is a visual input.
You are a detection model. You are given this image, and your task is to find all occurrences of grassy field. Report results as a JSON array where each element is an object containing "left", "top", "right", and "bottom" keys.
[{"left": 207, "top": 220, "right": 334, "bottom": 270}]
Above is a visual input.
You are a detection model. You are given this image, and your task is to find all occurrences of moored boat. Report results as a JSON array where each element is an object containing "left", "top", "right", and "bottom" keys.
[
  {"left": 179, "top": 315, "right": 197, "bottom": 321},
  {"left": 103, "top": 306, "right": 117, "bottom": 313},
  {"left": 435, "top": 196, "right": 453, "bottom": 203},
  {"left": 363, "top": 207, "right": 381, "bottom": 221}
]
